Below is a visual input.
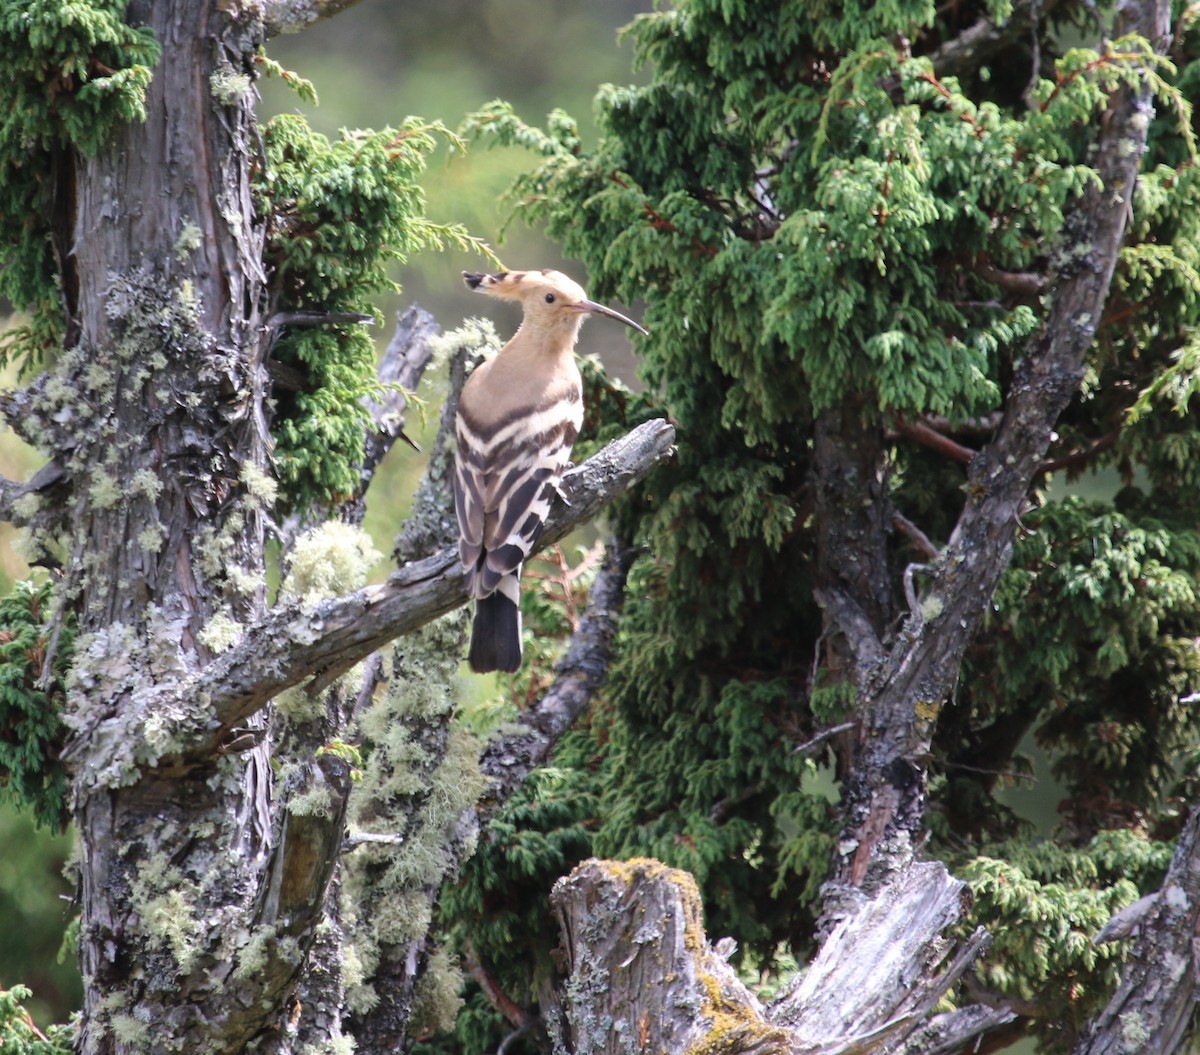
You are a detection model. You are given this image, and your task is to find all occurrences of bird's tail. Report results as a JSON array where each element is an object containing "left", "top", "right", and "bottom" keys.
[{"left": 469, "top": 586, "right": 523, "bottom": 673}]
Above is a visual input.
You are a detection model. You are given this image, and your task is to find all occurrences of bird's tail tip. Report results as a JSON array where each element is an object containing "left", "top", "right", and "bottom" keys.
[{"left": 469, "top": 590, "right": 522, "bottom": 673}]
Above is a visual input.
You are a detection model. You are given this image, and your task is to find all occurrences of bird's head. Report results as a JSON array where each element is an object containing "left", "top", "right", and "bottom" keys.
[{"left": 462, "top": 269, "right": 647, "bottom": 336}]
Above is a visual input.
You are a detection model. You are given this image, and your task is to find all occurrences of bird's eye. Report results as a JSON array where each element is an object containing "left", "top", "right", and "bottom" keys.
[{"left": 545, "top": 293, "right": 556, "bottom": 304}]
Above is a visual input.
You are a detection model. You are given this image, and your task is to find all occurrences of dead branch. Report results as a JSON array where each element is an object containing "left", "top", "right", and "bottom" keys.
[
  {"left": 892, "top": 418, "right": 977, "bottom": 466},
  {"left": 892, "top": 512, "right": 941, "bottom": 560},
  {"left": 260, "top": 0, "right": 370, "bottom": 37},
  {"left": 192, "top": 418, "right": 676, "bottom": 754}
]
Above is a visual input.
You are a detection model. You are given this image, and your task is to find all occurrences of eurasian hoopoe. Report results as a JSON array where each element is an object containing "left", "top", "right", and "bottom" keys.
[{"left": 455, "top": 269, "right": 647, "bottom": 673}]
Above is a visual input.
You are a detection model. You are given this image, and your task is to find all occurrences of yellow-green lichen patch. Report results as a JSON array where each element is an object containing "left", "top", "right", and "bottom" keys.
[
  {"left": 197, "top": 609, "right": 244, "bottom": 654},
  {"left": 684, "top": 969, "right": 792, "bottom": 1055},
  {"left": 408, "top": 943, "right": 464, "bottom": 1039},
  {"left": 131, "top": 859, "right": 203, "bottom": 976}
]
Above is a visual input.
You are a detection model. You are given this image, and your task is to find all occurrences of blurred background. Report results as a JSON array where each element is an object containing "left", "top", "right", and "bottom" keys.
[{"left": 0, "top": 0, "right": 646, "bottom": 1025}]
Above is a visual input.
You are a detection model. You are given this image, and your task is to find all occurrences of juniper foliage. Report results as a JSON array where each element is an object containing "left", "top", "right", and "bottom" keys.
[{"left": 443, "top": 0, "right": 1200, "bottom": 1049}]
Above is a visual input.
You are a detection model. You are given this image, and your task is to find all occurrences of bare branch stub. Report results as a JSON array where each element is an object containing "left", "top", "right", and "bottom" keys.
[
  {"left": 547, "top": 858, "right": 790, "bottom": 1055},
  {"left": 260, "top": 0, "right": 371, "bottom": 37},
  {"left": 359, "top": 304, "right": 440, "bottom": 487}
]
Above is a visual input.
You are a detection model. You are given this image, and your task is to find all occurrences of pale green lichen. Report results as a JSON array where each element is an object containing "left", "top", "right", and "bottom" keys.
[
  {"left": 226, "top": 564, "right": 265, "bottom": 597},
  {"left": 83, "top": 360, "right": 115, "bottom": 396},
  {"left": 429, "top": 316, "right": 501, "bottom": 366},
  {"left": 340, "top": 614, "right": 481, "bottom": 1015},
  {"left": 11, "top": 491, "right": 41, "bottom": 521},
  {"left": 197, "top": 609, "right": 244, "bottom": 654},
  {"left": 283, "top": 521, "right": 382, "bottom": 606},
  {"left": 233, "top": 924, "right": 279, "bottom": 982},
  {"left": 12, "top": 526, "right": 45, "bottom": 563},
  {"left": 130, "top": 468, "right": 164, "bottom": 500},
  {"left": 279, "top": 762, "right": 335, "bottom": 817},
  {"left": 920, "top": 594, "right": 944, "bottom": 622},
  {"left": 97, "top": 991, "right": 128, "bottom": 1013},
  {"left": 137, "top": 521, "right": 167, "bottom": 553},
  {"left": 275, "top": 683, "right": 326, "bottom": 723},
  {"left": 240, "top": 462, "right": 279, "bottom": 508},
  {"left": 1120, "top": 1010, "right": 1150, "bottom": 1050},
  {"left": 88, "top": 471, "right": 124, "bottom": 509},
  {"left": 174, "top": 221, "right": 202, "bottom": 263},
  {"left": 139, "top": 888, "right": 201, "bottom": 974},
  {"left": 298, "top": 1037, "right": 357, "bottom": 1055},
  {"left": 141, "top": 709, "right": 188, "bottom": 759},
  {"left": 176, "top": 279, "right": 198, "bottom": 315},
  {"left": 109, "top": 1013, "right": 149, "bottom": 1049},
  {"left": 408, "top": 944, "right": 464, "bottom": 1040}
]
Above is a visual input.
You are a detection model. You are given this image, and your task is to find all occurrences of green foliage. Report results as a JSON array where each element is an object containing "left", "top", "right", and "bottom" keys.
[
  {"left": 0, "top": 986, "right": 73, "bottom": 1055},
  {"left": 0, "top": 581, "right": 74, "bottom": 831},
  {"left": 958, "top": 831, "right": 1173, "bottom": 1050},
  {"left": 0, "top": 0, "right": 158, "bottom": 367},
  {"left": 445, "top": 0, "right": 1200, "bottom": 1048},
  {"left": 254, "top": 114, "right": 493, "bottom": 511}
]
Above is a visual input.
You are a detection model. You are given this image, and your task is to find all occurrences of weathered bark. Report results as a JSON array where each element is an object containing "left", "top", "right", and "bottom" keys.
[
  {"left": 54, "top": 3, "right": 280, "bottom": 1052},
  {"left": 5, "top": 3, "right": 672, "bottom": 1050},
  {"left": 548, "top": 859, "right": 1014, "bottom": 1055},
  {"left": 261, "top": 0, "right": 370, "bottom": 37},
  {"left": 548, "top": 859, "right": 792, "bottom": 1055}
]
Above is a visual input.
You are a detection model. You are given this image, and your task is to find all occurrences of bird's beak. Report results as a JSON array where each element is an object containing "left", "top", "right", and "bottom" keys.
[{"left": 578, "top": 299, "right": 649, "bottom": 336}]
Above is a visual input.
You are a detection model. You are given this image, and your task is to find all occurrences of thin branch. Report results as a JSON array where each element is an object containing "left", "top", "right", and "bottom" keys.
[
  {"left": 921, "top": 412, "right": 1004, "bottom": 437},
  {"left": 1093, "top": 891, "right": 1158, "bottom": 944},
  {"left": 926, "top": 0, "right": 1058, "bottom": 83},
  {"left": 463, "top": 942, "right": 526, "bottom": 1029},
  {"left": 342, "top": 831, "right": 405, "bottom": 850},
  {"left": 267, "top": 310, "right": 375, "bottom": 330},
  {"left": 903, "top": 562, "right": 932, "bottom": 624},
  {"left": 791, "top": 720, "right": 858, "bottom": 757},
  {"left": 478, "top": 539, "right": 636, "bottom": 811},
  {"left": 0, "top": 475, "right": 21, "bottom": 522},
  {"left": 892, "top": 418, "right": 977, "bottom": 465},
  {"left": 358, "top": 305, "right": 439, "bottom": 493},
  {"left": 192, "top": 419, "right": 676, "bottom": 754},
  {"left": 971, "top": 253, "right": 1047, "bottom": 296},
  {"left": 880, "top": 0, "right": 1060, "bottom": 95},
  {"left": 812, "top": 585, "right": 886, "bottom": 677},
  {"left": 0, "top": 460, "right": 66, "bottom": 525},
  {"left": 261, "top": 0, "right": 370, "bottom": 38},
  {"left": 893, "top": 511, "right": 941, "bottom": 560}
]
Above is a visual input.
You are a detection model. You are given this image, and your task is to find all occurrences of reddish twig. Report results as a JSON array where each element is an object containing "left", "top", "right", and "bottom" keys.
[{"left": 893, "top": 418, "right": 977, "bottom": 465}]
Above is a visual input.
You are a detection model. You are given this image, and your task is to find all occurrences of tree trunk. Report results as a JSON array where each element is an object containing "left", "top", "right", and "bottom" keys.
[{"left": 57, "top": 3, "right": 280, "bottom": 1051}]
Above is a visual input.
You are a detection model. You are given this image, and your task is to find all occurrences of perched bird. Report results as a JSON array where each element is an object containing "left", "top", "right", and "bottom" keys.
[{"left": 455, "top": 269, "right": 647, "bottom": 673}]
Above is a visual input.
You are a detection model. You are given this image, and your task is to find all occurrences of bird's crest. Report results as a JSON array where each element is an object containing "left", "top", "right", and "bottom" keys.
[{"left": 462, "top": 269, "right": 647, "bottom": 334}]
